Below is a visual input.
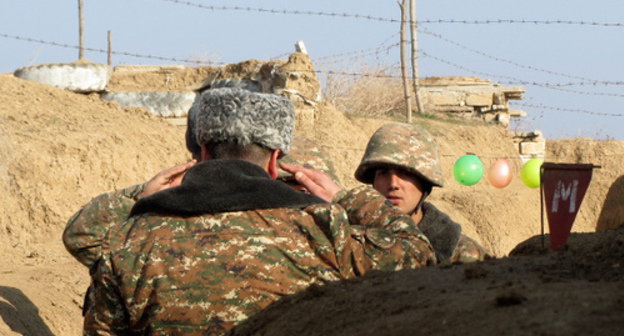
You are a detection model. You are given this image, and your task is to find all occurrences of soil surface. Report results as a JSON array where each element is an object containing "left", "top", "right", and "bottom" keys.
[
  {"left": 0, "top": 71, "right": 623, "bottom": 335},
  {"left": 232, "top": 228, "right": 624, "bottom": 336}
]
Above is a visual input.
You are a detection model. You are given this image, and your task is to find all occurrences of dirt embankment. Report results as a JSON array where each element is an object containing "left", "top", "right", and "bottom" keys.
[
  {"left": 0, "top": 74, "right": 188, "bottom": 335},
  {"left": 1, "top": 73, "right": 623, "bottom": 335}
]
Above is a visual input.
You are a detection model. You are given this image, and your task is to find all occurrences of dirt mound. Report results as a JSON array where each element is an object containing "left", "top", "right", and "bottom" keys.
[
  {"left": 0, "top": 75, "right": 188, "bottom": 259},
  {"left": 232, "top": 227, "right": 624, "bottom": 336},
  {"left": 0, "top": 74, "right": 188, "bottom": 335},
  {"left": 1, "top": 72, "right": 623, "bottom": 335}
]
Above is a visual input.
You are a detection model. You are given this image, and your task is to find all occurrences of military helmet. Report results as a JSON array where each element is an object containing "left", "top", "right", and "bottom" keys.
[
  {"left": 354, "top": 122, "right": 444, "bottom": 187},
  {"left": 278, "top": 137, "right": 341, "bottom": 184}
]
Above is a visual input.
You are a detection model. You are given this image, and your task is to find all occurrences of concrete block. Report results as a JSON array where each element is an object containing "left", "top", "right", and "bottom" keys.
[
  {"left": 428, "top": 92, "right": 463, "bottom": 106},
  {"left": 496, "top": 113, "right": 511, "bottom": 127},
  {"left": 519, "top": 141, "right": 546, "bottom": 155},
  {"left": 14, "top": 63, "right": 112, "bottom": 92},
  {"left": 465, "top": 93, "right": 493, "bottom": 106},
  {"left": 101, "top": 91, "right": 197, "bottom": 117}
]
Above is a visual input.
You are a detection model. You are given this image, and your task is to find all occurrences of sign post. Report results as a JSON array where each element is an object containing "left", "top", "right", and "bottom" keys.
[{"left": 540, "top": 163, "right": 600, "bottom": 250}]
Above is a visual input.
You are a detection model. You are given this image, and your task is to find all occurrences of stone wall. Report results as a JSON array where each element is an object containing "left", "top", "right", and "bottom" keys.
[
  {"left": 512, "top": 130, "right": 546, "bottom": 161},
  {"left": 419, "top": 76, "right": 525, "bottom": 128}
]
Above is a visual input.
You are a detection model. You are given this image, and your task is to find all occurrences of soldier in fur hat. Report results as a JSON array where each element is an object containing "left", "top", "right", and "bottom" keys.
[{"left": 75, "top": 89, "right": 434, "bottom": 335}]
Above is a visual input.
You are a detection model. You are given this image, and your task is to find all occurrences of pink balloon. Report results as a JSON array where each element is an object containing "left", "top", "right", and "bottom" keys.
[{"left": 487, "top": 158, "right": 513, "bottom": 188}]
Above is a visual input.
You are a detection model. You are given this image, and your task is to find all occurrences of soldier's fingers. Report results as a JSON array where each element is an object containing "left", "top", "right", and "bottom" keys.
[
  {"left": 162, "top": 160, "right": 197, "bottom": 180},
  {"left": 282, "top": 163, "right": 324, "bottom": 182},
  {"left": 294, "top": 171, "right": 322, "bottom": 193},
  {"left": 279, "top": 162, "right": 304, "bottom": 174},
  {"left": 294, "top": 172, "right": 334, "bottom": 202}
]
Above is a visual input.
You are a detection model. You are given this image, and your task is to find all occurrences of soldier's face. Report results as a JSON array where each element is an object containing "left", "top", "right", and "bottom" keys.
[{"left": 373, "top": 167, "right": 425, "bottom": 214}]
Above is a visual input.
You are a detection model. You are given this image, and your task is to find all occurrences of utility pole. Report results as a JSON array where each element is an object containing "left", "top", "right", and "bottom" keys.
[
  {"left": 107, "top": 31, "right": 113, "bottom": 65},
  {"left": 398, "top": 0, "right": 412, "bottom": 123},
  {"left": 78, "top": 0, "right": 85, "bottom": 60},
  {"left": 410, "top": 0, "right": 425, "bottom": 115}
]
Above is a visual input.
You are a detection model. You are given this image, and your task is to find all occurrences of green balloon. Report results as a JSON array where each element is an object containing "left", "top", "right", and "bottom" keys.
[
  {"left": 453, "top": 154, "right": 484, "bottom": 186},
  {"left": 521, "top": 158, "right": 543, "bottom": 189}
]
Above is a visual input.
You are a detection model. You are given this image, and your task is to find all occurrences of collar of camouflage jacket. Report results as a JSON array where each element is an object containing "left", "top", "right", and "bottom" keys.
[
  {"left": 419, "top": 202, "right": 462, "bottom": 263},
  {"left": 130, "top": 159, "right": 325, "bottom": 217}
]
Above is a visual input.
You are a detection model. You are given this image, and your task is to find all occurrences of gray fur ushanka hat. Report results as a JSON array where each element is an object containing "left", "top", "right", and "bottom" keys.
[{"left": 192, "top": 88, "right": 295, "bottom": 154}]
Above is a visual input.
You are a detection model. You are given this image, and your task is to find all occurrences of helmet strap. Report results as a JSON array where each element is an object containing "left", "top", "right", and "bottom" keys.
[{"left": 410, "top": 185, "right": 432, "bottom": 217}]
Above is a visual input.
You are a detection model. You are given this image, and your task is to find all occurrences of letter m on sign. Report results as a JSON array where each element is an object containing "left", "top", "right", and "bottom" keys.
[{"left": 541, "top": 163, "right": 596, "bottom": 250}]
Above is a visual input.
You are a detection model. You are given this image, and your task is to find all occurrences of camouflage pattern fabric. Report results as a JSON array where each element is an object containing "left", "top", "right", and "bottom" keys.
[
  {"left": 418, "top": 201, "right": 489, "bottom": 264},
  {"left": 63, "top": 184, "right": 144, "bottom": 268},
  {"left": 354, "top": 122, "right": 444, "bottom": 187},
  {"left": 83, "top": 186, "right": 435, "bottom": 335},
  {"left": 277, "top": 136, "right": 341, "bottom": 185},
  {"left": 451, "top": 234, "right": 491, "bottom": 263}
]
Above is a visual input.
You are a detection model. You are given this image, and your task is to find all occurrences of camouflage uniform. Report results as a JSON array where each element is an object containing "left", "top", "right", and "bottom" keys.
[
  {"left": 452, "top": 233, "right": 490, "bottom": 263},
  {"left": 83, "top": 160, "right": 435, "bottom": 335},
  {"left": 65, "top": 138, "right": 338, "bottom": 269},
  {"left": 419, "top": 202, "right": 490, "bottom": 264},
  {"left": 355, "top": 122, "right": 490, "bottom": 263},
  {"left": 64, "top": 183, "right": 145, "bottom": 268}
]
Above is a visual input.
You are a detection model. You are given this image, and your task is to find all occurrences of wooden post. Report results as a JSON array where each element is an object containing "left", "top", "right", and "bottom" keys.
[
  {"left": 410, "top": 0, "right": 425, "bottom": 115},
  {"left": 78, "top": 0, "right": 85, "bottom": 60},
  {"left": 398, "top": 0, "right": 412, "bottom": 123},
  {"left": 107, "top": 30, "right": 112, "bottom": 65}
]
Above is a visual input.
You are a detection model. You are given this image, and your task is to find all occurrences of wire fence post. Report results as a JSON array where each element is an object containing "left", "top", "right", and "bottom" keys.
[
  {"left": 78, "top": 0, "right": 85, "bottom": 60},
  {"left": 399, "top": 0, "right": 412, "bottom": 123},
  {"left": 107, "top": 30, "right": 112, "bottom": 65},
  {"left": 410, "top": 0, "right": 425, "bottom": 115}
]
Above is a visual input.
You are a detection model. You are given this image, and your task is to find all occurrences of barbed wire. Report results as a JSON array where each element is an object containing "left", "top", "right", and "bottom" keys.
[
  {"left": 315, "top": 43, "right": 398, "bottom": 62},
  {"left": 314, "top": 43, "right": 400, "bottom": 66},
  {"left": 314, "top": 32, "right": 399, "bottom": 61},
  {"left": 514, "top": 102, "right": 624, "bottom": 117},
  {"left": 160, "top": 0, "right": 398, "bottom": 23},
  {"left": 420, "top": 19, "right": 624, "bottom": 27},
  {"left": 159, "top": 0, "right": 624, "bottom": 27},
  {"left": 4, "top": 31, "right": 622, "bottom": 93},
  {"left": 0, "top": 33, "right": 227, "bottom": 66},
  {"left": 419, "top": 28, "right": 619, "bottom": 84},
  {"left": 421, "top": 51, "right": 624, "bottom": 97},
  {"left": 5, "top": 32, "right": 624, "bottom": 118}
]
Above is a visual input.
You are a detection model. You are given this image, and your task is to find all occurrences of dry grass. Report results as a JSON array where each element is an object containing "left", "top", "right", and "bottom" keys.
[
  {"left": 320, "top": 64, "right": 471, "bottom": 127},
  {"left": 322, "top": 65, "right": 406, "bottom": 118}
]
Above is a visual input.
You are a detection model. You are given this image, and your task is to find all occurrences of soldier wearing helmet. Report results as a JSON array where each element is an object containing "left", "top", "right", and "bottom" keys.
[{"left": 354, "top": 122, "right": 489, "bottom": 264}]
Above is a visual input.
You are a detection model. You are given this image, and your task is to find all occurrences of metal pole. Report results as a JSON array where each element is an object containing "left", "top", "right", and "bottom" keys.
[
  {"left": 409, "top": 0, "right": 425, "bottom": 115},
  {"left": 398, "top": 0, "right": 412, "bottom": 123},
  {"left": 540, "top": 166, "right": 545, "bottom": 250},
  {"left": 107, "top": 30, "right": 112, "bottom": 65},
  {"left": 78, "top": 0, "right": 85, "bottom": 60}
]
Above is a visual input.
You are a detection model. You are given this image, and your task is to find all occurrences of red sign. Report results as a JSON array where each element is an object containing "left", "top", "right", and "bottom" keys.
[{"left": 541, "top": 163, "right": 596, "bottom": 250}]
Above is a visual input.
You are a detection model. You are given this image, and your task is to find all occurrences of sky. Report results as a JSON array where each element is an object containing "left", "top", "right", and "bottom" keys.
[{"left": 1, "top": 0, "right": 623, "bottom": 140}]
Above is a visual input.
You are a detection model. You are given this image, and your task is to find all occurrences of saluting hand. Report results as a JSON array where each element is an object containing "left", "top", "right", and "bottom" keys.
[
  {"left": 279, "top": 162, "right": 341, "bottom": 202},
  {"left": 138, "top": 160, "right": 197, "bottom": 199}
]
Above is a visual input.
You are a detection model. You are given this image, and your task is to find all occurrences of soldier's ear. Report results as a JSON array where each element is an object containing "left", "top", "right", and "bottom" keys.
[
  {"left": 267, "top": 149, "right": 281, "bottom": 179},
  {"left": 200, "top": 144, "right": 212, "bottom": 161}
]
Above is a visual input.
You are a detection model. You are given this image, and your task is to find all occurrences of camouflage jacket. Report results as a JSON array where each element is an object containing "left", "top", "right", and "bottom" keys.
[
  {"left": 83, "top": 160, "right": 435, "bottom": 335},
  {"left": 419, "top": 202, "right": 490, "bottom": 263},
  {"left": 63, "top": 183, "right": 145, "bottom": 268}
]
